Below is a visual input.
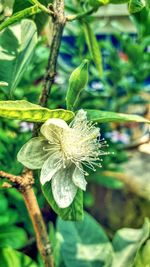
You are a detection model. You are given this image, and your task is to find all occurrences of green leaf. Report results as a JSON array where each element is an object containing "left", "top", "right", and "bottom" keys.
[
  {"left": 0, "top": 247, "right": 38, "bottom": 267},
  {"left": 0, "top": 19, "right": 37, "bottom": 94},
  {"left": 86, "top": 109, "right": 150, "bottom": 124},
  {"left": 0, "top": 100, "right": 74, "bottom": 122},
  {"left": 112, "top": 218, "right": 150, "bottom": 267},
  {"left": 130, "top": 7, "right": 150, "bottom": 38},
  {"left": 66, "top": 59, "right": 89, "bottom": 110},
  {"left": 0, "top": 5, "right": 40, "bottom": 32},
  {"left": 56, "top": 212, "right": 113, "bottom": 267},
  {"left": 42, "top": 182, "right": 83, "bottom": 221},
  {"left": 83, "top": 22, "right": 103, "bottom": 78},
  {"left": 0, "top": 225, "right": 27, "bottom": 249},
  {"left": 128, "top": 0, "right": 146, "bottom": 13}
]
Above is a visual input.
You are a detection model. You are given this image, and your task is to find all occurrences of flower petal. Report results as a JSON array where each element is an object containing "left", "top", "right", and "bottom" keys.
[
  {"left": 51, "top": 167, "right": 77, "bottom": 208},
  {"left": 17, "top": 137, "right": 50, "bottom": 169},
  {"left": 40, "top": 153, "right": 61, "bottom": 185},
  {"left": 40, "top": 118, "right": 69, "bottom": 142},
  {"left": 72, "top": 165, "right": 87, "bottom": 191}
]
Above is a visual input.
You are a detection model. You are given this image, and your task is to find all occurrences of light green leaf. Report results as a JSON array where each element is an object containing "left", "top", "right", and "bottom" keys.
[
  {"left": 112, "top": 218, "right": 150, "bottom": 267},
  {"left": 66, "top": 59, "right": 89, "bottom": 110},
  {"left": 42, "top": 182, "right": 83, "bottom": 221},
  {"left": 0, "top": 100, "right": 74, "bottom": 122},
  {"left": 0, "top": 19, "right": 37, "bottom": 94},
  {"left": 0, "top": 225, "right": 27, "bottom": 249},
  {"left": 83, "top": 22, "right": 103, "bottom": 78},
  {"left": 0, "top": 5, "right": 40, "bottom": 32},
  {"left": 56, "top": 212, "right": 113, "bottom": 267},
  {"left": 0, "top": 247, "right": 38, "bottom": 267},
  {"left": 86, "top": 109, "right": 150, "bottom": 124},
  {"left": 128, "top": 0, "right": 146, "bottom": 13}
]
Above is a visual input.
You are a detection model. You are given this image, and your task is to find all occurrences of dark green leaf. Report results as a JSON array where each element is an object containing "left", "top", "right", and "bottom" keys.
[{"left": 42, "top": 182, "right": 83, "bottom": 221}]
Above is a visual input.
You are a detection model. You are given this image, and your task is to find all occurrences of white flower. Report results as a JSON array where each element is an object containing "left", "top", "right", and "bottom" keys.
[{"left": 17, "top": 110, "right": 106, "bottom": 208}]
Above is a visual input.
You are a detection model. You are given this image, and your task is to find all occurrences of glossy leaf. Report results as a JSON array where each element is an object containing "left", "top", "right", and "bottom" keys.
[
  {"left": 66, "top": 59, "right": 89, "bottom": 110},
  {"left": 0, "top": 100, "right": 74, "bottom": 122},
  {"left": 112, "top": 218, "right": 150, "bottom": 267},
  {"left": 86, "top": 109, "right": 150, "bottom": 124},
  {"left": 83, "top": 22, "right": 103, "bottom": 78},
  {"left": 56, "top": 212, "right": 113, "bottom": 267},
  {"left": 42, "top": 182, "right": 83, "bottom": 221},
  {"left": 0, "top": 19, "right": 37, "bottom": 94},
  {"left": 0, "top": 247, "right": 38, "bottom": 267}
]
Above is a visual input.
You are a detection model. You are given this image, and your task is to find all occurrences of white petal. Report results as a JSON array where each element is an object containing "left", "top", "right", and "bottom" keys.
[
  {"left": 40, "top": 153, "right": 61, "bottom": 185},
  {"left": 51, "top": 167, "right": 77, "bottom": 208},
  {"left": 72, "top": 165, "right": 87, "bottom": 191},
  {"left": 40, "top": 118, "right": 69, "bottom": 141},
  {"left": 17, "top": 137, "right": 50, "bottom": 169}
]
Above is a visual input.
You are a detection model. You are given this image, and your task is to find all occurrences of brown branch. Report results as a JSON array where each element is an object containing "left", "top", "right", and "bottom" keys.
[
  {"left": 39, "top": 0, "right": 66, "bottom": 107},
  {"left": 0, "top": 169, "right": 54, "bottom": 267},
  {"left": 22, "top": 186, "right": 54, "bottom": 267}
]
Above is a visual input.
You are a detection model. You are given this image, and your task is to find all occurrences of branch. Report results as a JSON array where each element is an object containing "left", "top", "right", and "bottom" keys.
[
  {"left": 0, "top": 169, "right": 54, "bottom": 267},
  {"left": 39, "top": 0, "right": 66, "bottom": 107},
  {"left": 66, "top": 7, "right": 96, "bottom": 22},
  {"left": 22, "top": 186, "right": 54, "bottom": 267}
]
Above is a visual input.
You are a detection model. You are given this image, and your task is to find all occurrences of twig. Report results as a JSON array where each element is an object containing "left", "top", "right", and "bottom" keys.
[{"left": 66, "top": 7, "right": 96, "bottom": 21}]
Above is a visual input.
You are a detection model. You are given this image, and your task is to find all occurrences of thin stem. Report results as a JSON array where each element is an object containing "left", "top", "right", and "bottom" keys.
[{"left": 66, "top": 7, "right": 96, "bottom": 21}]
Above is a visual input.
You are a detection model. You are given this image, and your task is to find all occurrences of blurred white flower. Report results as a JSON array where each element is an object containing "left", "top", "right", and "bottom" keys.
[{"left": 17, "top": 110, "right": 106, "bottom": 208}]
